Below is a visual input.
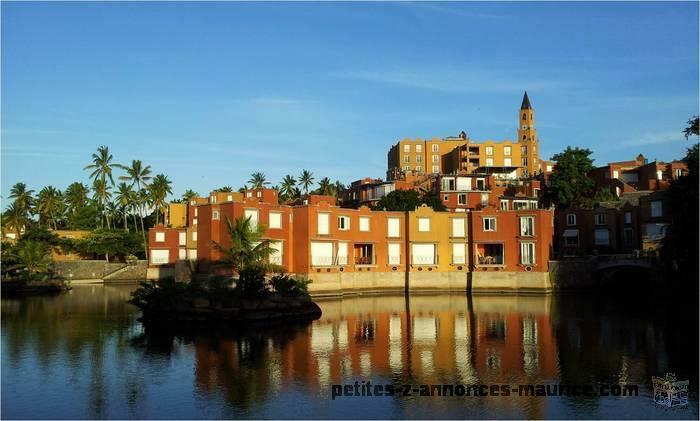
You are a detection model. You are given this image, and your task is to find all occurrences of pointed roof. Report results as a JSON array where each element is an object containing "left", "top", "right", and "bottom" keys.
[{"left": 521, "top": 91, "right": 532, "bottom": 110}]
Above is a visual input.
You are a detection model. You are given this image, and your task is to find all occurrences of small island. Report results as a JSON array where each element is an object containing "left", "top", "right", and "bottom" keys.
[{"left": 128, "top": 215, "right": 322, "bottom": 327}]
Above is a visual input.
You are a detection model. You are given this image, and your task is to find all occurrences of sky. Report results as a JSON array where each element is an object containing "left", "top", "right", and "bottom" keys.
[{"left": 2, "top": 1, "right": 698, "bottom": 203}]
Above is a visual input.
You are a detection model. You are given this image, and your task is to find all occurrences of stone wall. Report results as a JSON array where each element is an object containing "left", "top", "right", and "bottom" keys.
[
  {"left": 54, "top": 260, "right": 147, "bottom": 282},
  {"left": 548, "top": 259, "right": 597, "bottom": 290}
]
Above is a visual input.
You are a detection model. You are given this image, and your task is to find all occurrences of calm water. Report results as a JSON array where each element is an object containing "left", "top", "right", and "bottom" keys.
[{"left": 2, "top": 285, "right": 698, "bottom": 419}]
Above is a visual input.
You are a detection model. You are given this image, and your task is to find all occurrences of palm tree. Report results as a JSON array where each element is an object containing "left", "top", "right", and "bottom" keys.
[
  {"left": 182, "top": 189, "right": 199, "bottom": 203},
  {"left": 280, "top": 175, "right": 296, "bottom": 199},
  {"left": 318, "top": 177, "right": 334, "bottom": 196},
  {"left": 214, "top": 186, "right": 233, "bottom": 193},
  {"left": 299, "top": 169, "right": 314, "bottom": 194},
  {"left": 10, "top": 240, "right": 52, "bottom": 278},
  {"left": 248, "top": 172, "right": 269, "bottom": 189},
  {"left": 64, "top": 182, "right": 89, "bottom": 215},
  {"left": 115, "top": 182, "right": 134, "bottom": 231},
  {"left": 91, "top": 178, "right": 112, "bottom": 228},
  {"left": 211, "top": 215, "right": 278, "bottom": 272},
  {"left": 84, "top": 146, "right": 119, "bottom": 228},
  {"left": 35, "top": 186, "right": 64, "bottom": 230},
  {"left": 3, "top": 202, "right": 31, "bottom": 238},
  {"left": 9, "top": 182, "right": 34, "bottom": 215},
  {"left": 334, "top": 180, "right": 346, "bottom": 198},
  {"left": 148, "top": 174, "right": 172, "bottom": 225}
]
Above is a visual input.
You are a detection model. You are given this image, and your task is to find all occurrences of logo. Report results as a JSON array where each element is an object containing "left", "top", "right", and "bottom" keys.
[{"left": 652, "top": 373, "right": 689, "bottom": 407}]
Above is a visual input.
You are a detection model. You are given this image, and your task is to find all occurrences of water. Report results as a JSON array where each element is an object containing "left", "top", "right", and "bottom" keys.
[{"left": 2, "top": 285, "right": 698, "bottom": 419}]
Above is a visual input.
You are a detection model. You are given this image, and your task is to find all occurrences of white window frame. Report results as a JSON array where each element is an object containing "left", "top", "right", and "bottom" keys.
[
  {"left": 388, "top": 243, "right": 401, "bottom": 265},
  {"left": 269, "top": 212, "right": 282, "bottom": 229},
  {"left": 451, "top": 218, "right": 465, "bottom": 238},
  {"left": 178, "top": 231, "right": 186, "bottom": 246},
  {"left": 178, "top": 248, "right": 187, "bottom": 260},
  {"left": 520, "top": 242, "right": 536, "bottom": 265},
  {"left": 387, "top": 217, "right": 400, "bottom": 238},
  {"left": 244, "top": 209, "right": 258, "bottom": 229},
  {"left": 418, "top": 217, "right": 431, "bottom": 232},
  {"left": 485, "top": 146, "right": 494, "bottom": 156},
  {"left": 404, "top": 144, "right": 410, "bottom": 153},
  {"left": 503, "top": 146, "right": 511, "bottom": 156},
  {"left": 336, "top": 241, "right": 348, "bottom": 265},
  {"left": 520, "top": 216, "right": 535, "bottom": 237},
  {"left": 594, "top": 213, "right": 607, "bottom": 225},
  {"left": 311, "top": 241, "right": 334, "bottom": 266},
  {"left": 317, "top": 213, "right": 330, "bottom": 235},
  {"left": 155, "top": 232, "right": 165, "bottom": 242},
  {"left": 500, "top": 200, "right": 509, "bottom": 211},
  {"left": 452, "top": 243, "right": 466, "bottom": 265},
  {"left": 212, "top": 210, "right": 220, "bottom": 220},
  {"left": 432, "top": 165, "right": 439, "bottom": 174},
  {"left": 359, "top": 216, "right": 370, "bottom": 232},
  {"left": 458, "top": 194, "right": 467, "bottom": 205},
  {"left": 432, "top": 154, "right": 439, "bottom": 163},
  {"left": 416, "top": 144, "right": 422, "bottom": 153},
  {"left": 431, "top": 144, "right": 439, "bottom": 152},
  {"left": 150, "top": 249, "right": 170, "bottom": 265},
  {"left": 504, "top": 157, "right": 512, "bottom": 167},
  {"left": 338, "top": 215, "right": 350, "bottom": 231},
  {"left": 483, "top": 217, "right": 496, "bottom": 232},
  {"left": 192, "top": 232, "right": 197, "bottom": 241},
  {"left": 566, "top": 214, "right": 576, "bottom": 226},
  {"left": 411, "top": 243, "right": 436, "bottom": 265},
  {"left": 486, "top": 158, "right": 494, "bottom": 167}
]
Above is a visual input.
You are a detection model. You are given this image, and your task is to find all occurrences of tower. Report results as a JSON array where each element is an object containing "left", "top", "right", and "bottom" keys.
[{"left": 517, "top": 91, "right": 539, "bottom": 177}]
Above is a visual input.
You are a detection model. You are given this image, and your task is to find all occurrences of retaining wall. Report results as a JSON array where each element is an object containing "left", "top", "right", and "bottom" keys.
[{"left": 53, "top": 260, "right": 147, "bottom": 282}]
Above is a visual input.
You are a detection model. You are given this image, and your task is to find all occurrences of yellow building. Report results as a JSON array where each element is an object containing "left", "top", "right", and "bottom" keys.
[
  {"left": 407, "top": 205, "right": 469, "bottom": 273},
  {"left": 387, "top": 92, "right": 541, "bottom": 180},
  {"left": 166, "top": 203, "right": 188, "bottom": 228}
]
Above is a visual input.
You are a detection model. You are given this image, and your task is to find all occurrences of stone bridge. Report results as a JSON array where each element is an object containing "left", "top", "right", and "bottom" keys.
[{"left": 595, "top": 254, "right": 655, "bottom": 271}]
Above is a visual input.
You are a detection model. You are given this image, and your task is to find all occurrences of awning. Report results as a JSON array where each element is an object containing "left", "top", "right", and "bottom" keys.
[{"left": 563, "top": 229, "right": 579, "bottom": 237}]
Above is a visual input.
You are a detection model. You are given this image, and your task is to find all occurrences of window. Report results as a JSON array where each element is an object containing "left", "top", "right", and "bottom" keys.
[
  {"left": 432, "top": 144, "right": 439, "bottom": 152},
  {"left": 416, "top": 144, "right": 422, "bottom": 153},
  {"left": 458, "top": 194, "right": 467, "bottom": 205},
  {"left": 520, "top": 242, "right": 536, "bottom": 265},
  {"left": 520, "top": 216, "right": 534, "bottom": 236},
  {"left": 432, "top": 154, "right": 439, "bottom": 163},
  {"left": 481, "top": 217, "right": 496, "bottom": 232},
  {"left": 443, "top": 195, "right": 448, "bottom": 201},
  {"left": 270, "top": 241, "right": 283, "bottom": 265},
  {"left": 193, "top": 218, "right": 198, "bottom": 225},
  {"left": 675, "top": 168, "right": 683, "bottom": 178},
  {"left": 317, "top": 213, "right": 330, "bottom": 235},
  {"left": 338, "top": 215, "right": 350, "bottom": 230},
  {"left": 388, "top": 243, "right": 401, "bottom": 265},
  {"left": 418, "top": 217, "right": 430, "bottom": 232},
  {"left": 521, "top": 146, "right": 528, "bottom": 154},
  {"left": 403, "top": 165, "right": 411, "bottom": 172},
  {"left": 481, "top": 193, "right": 489, "bottom": 206},
  {"left": 594, "top": 229, "right": 609, "bottom": 246},
  {"left": 451, "top": 218, "right": 465, "bottom": 237},
  {"left": 500, "top": 200, "right": 509, "bottom": 211},
  {"left": 612, "top": 170, "right": 619, "bottom": 179},
  {"left": 624, "top": 211, "right": 632, "bottom": 224},
  {"left": 192, "top": 232, "right": 197, "bottom": 241},
  {"left": 194, "top": 208, "right": 198, "bottom": 217},
  {"left": 415, "top": 166, "right": 422, "bottom": 172},
  {"left": 504, "top": 146, "right": 511, "bottom": 156},
  {"left": 513, "top": 201, "right": 527, "bottom": 210},
  {"left": 432, "top": 165, "right": 439, "bottom": 174},
  {"left": 359, "top": 216, "right": 370, "bottom": 232},
  {"left": 485, "top": 146, "right": 494, "bottom": 156},
  {"left": 416, "top": 155, "right": 422, "bottom": 163},
  {"left": 404, "top": 144, "right": 410, "bottom": 153},
  {"left": 387, "top": 217, "right": 400, "bottom": 238},
  {"left": 624, "top": 228, "right": 633, "bottom": 245},
  {"left": 212, "top": 210, "right": 220, "bottom": 220},
  {"left": 244, "top": 209, "right": 258, "bottom": 228},
  {"left": 522, "top": 157, "right": 528, "bottom": 167},
  {"left": 311, "top": 242, "right": 334, "bottom": 266},
  {"left": 150, "top": 249, "right": 169, "bottom": 265},
  {"left": 566, "top": 214, "right": 576, "bottom": 226},
  {"left": 269, "top": 212, "right": 282, "bottom": 229},
  {"left": 656, "top": 170, "right": 663, "bottom": 180},
  {"left": 336, "top": 242, "right": 348, "bottom": 265},
  {"left": 594, "top": 213, "right": 607, "bottom": 225},
  {"left": 404, "top": 154, "right": 410, "bottom": 163},
  {"left": 546, "top": 165, "right": 553, "bottom": 172},
  {"left": 155, "top": 232, "right": 165, "bottom": 242},
  {"left": 411, "top": 244, "right": 435, "bottom": 265},
  {"left": 504, "top": 158, "right": 512, "bottom": 167},
  {"left": 563, "top": 230, "right": 579, "bottom": 246},
  {"left": 178, "top": 232, "right": 186, "bottom": 246},
  {"left": 522, "top": 113, "right": 527, "bottom": 120},
  {"left": 227, "top": 194, "right": 233, "bottom": 202},
  {"left": 210, "top": 195, "right": 217, "bottom": 203},
  {"left": 178, "top": 248, "right": 187, "bottom": 260},
  {"left": 651, "top": 201, "right": 663, "bottom": 217},
  {"left": 486, "top": 158, "right": 494, "bottom": 167},
  {"left": 188, "top": 249, "right": 197, "bottom": 260},
  {"left": 452, "top": 243, "right": 466, "bottom": 264},
  {"left": 246, "top": 192, "right": 252, "bottom": 198}
]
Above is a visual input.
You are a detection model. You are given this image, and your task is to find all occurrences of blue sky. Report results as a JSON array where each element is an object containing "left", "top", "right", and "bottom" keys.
[{"left": 2, "top": 2, "right": 698, "bottom": 202}]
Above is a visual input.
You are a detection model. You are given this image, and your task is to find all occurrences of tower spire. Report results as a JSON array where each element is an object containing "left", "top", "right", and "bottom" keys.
[{"left": 520, "top": 91, "right": 532, "bottom": 110}]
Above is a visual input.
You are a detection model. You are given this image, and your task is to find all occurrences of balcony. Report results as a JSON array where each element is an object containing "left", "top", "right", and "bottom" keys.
[
  {"left": 354, "top": 243, "right": 376, "bottom": 265},
  {"left": 476, "top": 244, "right": 504, "bottom": 266}
]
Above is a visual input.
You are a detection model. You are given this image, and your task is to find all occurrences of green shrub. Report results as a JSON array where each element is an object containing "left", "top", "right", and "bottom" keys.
[
  {"left": 128, "top": 277, "right": 188, "bottom": 313},
  {"left": 269, "top": 273, "right": 311, "bottom": 296},
  {"left": 235, "top": 266, "right": 268, "bottom": 298}
]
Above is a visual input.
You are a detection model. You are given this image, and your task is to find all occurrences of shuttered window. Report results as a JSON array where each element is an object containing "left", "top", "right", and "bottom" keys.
[
  {"left": 388, "top": 243, "right": 401, "bottom": 265},
  {"left": 311, "top": 242, "right": 333, "bottom": 266},
  {"left": 412, "top": 244, "right": 435, "bottom": 265},
  {"left": 452, "top": 243, "right": 466, "bottom": 264},
  {"left": 387, "top": 217, "right": 400, "bottom": 238},
  {"left": 317, "top": 213, "right": 330, "bottom": 235},
  {"left": 451, "top": 218, "right": 465, "bottom": 237},
  {"left": 150, "top": 249, "right": 169, "bottom": 265}
]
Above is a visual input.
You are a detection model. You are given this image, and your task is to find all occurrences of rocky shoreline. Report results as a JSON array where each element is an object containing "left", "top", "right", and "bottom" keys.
[{"left": 1, "top": 279, "right": 72, "bottom": 296}]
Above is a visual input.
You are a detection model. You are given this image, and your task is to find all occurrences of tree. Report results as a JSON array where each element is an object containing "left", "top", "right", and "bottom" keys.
[
  {"left": 248, "top": 172, "right": 269, "bottom": 189},
  {"left": 543, "top": 147, "right": 596, "bottom": 208},
  {"left": 9, "top": 240, "right": 52, "bottom": 278},
  {"left": 9, "top": 182, "right": 34, "bottom": 216},
  {"left": 214, "top": 186, "right": 233, "bottom": 193},
  {"left": 279, "top": 175, "right": 296, "bottom": 199},
  {"left": 75, "top": 229, "right": 144, "bottom": 262},
  {"left": 317, "top": 177, "right": 334, "bottom": 196},
  {"left": 2, "top": 202, "right": 31, "bottom": 238},
  {"left": 149, "top": 174, "right": 172, "bottom": 225},
  {"left": 84, "top": 146, "right": 119, "bottom": 228},
  {"left": 299, "top": 169, "right": 315, "bottom": 194},
  {"left": 91, "top": 178, "right": 112, "bottom": 228},
  {"left": 64, "top": 182, "right": 89, "bottom": 215},
  {"left": 35, "top": 186, "right": 64, "bottom": 230},
  {"left": 376, "top": 189, "right": 446, "bottom": 211},
  {"left": 211, "top": 216, "right": 278, "bottom": 273},
  {"left": 182, "top": 189, "right": 199, "bottom": 202},
  {"left": 683, "top": 115, "right": 699, "bottom": 140},
  {"left": 118, "top": 159, "right": 153, "bottom": 234},
  {"left": 115, "top": 182, "right": 134, "bottom": 231}
]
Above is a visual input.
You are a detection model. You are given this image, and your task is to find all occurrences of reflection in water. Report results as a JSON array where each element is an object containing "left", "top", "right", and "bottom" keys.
[{"left": 2, "top": 286, "right": 698, "bottom": 419}]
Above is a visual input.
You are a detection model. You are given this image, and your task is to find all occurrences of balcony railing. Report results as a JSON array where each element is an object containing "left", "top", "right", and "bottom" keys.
[
  {"left": 354, "top": 255, "right": 376, "bottom": 265},
  {"left": 477, "top": 255, "right": 504, "bottom": 265}
]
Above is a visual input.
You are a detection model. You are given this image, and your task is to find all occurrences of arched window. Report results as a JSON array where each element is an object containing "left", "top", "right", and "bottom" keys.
[{"left": 522, "top": 114, "right": 526, "bottom": 120}]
